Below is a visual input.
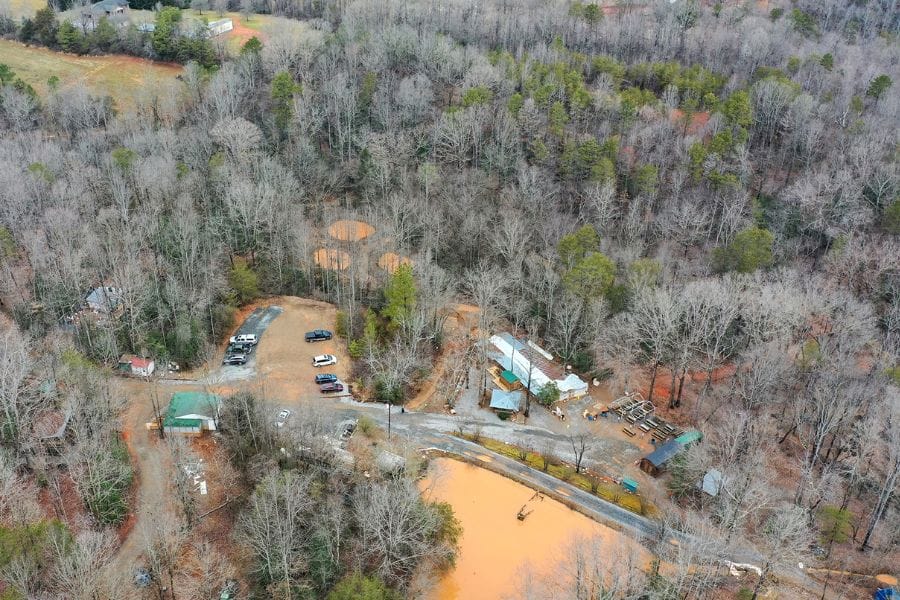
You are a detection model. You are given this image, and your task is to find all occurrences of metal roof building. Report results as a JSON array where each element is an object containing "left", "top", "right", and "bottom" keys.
[
  {"left": 162, "top": 392, "right": 221, "bottom": 435},
  {"left": 489, "top": 389, "right": 523, "bottom": 412},
  {"left": 488, "top": 333, "right": 588, "bottom": 400},
  {"left": 639, "top": 440, "right": 683, "bottom": 476},
  {"left": 675, "top": 430, "right": 703, "bottom": 446}
]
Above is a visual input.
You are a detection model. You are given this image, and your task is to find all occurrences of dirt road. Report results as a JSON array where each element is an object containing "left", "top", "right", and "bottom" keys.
[{"left": 106, "top": 297, "right": 348, "bottom": 586}]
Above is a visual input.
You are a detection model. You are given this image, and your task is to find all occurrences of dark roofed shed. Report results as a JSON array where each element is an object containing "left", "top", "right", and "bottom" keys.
[{"left": 639, "top": 440, "right": 683, "bottom": 476}]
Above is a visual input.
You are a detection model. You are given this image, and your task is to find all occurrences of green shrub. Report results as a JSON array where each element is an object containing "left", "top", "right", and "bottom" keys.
[
  {"left": 327, "top": 573, "right": 400, "bottom": 600},
  {"left": 536, "top": 382, "right": 560, "bottom": 406},
  {"left": 348, "top": 339, "right": 365, "bottom": 360},
  {"left": 228, "top": 262, "right": 260, "bottom": 306},
  {"left": 335, "top": 310, "right": 348, "bottom": 337},
  {"left": 882, "top": 199, "right": 900, "bottom": 234}
]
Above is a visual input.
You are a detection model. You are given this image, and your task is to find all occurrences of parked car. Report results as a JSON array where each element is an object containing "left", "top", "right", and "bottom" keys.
[
  {"left": 315, "top": 373, "right": 338, "bottom": 384},
  {"left": 223, "top": 354, "right": 247, "bottom": 365},
  {"left": 275, "top": 409, "right": 291, "bottom": 428},
  {"left": 227, "top": 343, "right": 253, "bottom": 355},
  {"left": 320, "top": 382, "right": 344, "bottom": 393},
  {"left": 305, "top": 329, "right": 333, "bottom": 342},
  {"left": 312, "top": 354, "right": 337, "bottom": 367},
  {"left": 229, "top": 333, "right": 258, "bottom": 346}
]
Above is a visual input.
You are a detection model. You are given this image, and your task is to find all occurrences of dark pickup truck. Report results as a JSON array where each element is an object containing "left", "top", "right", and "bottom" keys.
[{"left": 305, "top": 329, "right": 333, "bottom": 342}]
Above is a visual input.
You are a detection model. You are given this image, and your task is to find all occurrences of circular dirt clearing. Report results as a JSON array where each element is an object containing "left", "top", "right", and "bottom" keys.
[
  {"left": 313, "top": 248, "right": 351, "bottom": 270},
  {"left": 328, "top": 220, "right": 375, "bottom": 242},
  {"left": 378, "top": 252, "right": 413, "bottom": 273}
]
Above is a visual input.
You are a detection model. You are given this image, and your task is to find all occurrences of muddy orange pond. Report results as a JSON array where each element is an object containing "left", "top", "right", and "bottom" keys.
[{"left": 421, "top": 458, "right": 645, "bottom": 600}]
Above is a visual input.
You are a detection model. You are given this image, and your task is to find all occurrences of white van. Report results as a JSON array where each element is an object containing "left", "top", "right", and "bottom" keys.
[{"left": 229, "top": 333, "right": 258, "bottom": 345}]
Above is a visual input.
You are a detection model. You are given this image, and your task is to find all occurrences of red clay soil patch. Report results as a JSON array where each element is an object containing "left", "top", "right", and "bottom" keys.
[
  {"left": 314, "top": 248, "right": 351, "bottom": 270},
  {"left": 377, "top": 252, "right": 413, "bottom": 273},
  {"left": 226, "top": 16, "right": 262, "bottom": 46},
  {"left": 327, "top": 220, "right": 375, "bottom": 242},
  {"left": 669, "top": 109, "right": 710, "bottom": 135},
  {"left": 685, "top": 364, "right": 737, "bottom": 384},
  {"left": 37, "top": 472, "right": 88, "bottom": 532}
]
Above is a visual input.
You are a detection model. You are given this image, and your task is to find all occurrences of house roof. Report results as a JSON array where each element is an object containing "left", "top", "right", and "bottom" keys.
[
  {"left": 489, "top": 333, "right": 586, "bottom": 396},
  {"left": 91, "top": 0, "right": 128, "bottom": 10},
  {"left": 131, "top": 357, "right": 153, "bottom": 369},
  {"left": 163, "top": 392, "right": 220, "bottom": 427},
  {"left": 33, "top": 409, "right": 70, "bottom": 439},
  {"left": 489, "top": 389, "right": 523, "bottom": 412},
  {"left": 642, "top": 440, "right": 683, "bottom": 467},
  {"left": 85, "top": 286, "right": 121, "bottom": 308}
]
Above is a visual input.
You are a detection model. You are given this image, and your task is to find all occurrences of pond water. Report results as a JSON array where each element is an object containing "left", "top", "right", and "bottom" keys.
[{"left": 422, "top": 458, "right": 644, "bottom": 600}]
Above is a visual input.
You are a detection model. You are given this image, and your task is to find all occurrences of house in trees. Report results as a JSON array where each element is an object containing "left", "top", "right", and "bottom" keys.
[
  {"left": 80, "top": 0, "right": 128, "bottom": 29},
  {"left": 150, "top": 392, "right": 221, "bottom": 436},
  {"left": 117, "top": 354, "right": 155, "bottom": 377},
  {"left": 32, "top": 408, "right": 72, "bottom": 456},
  {"left": 488, "top": 333, "right": 588, "bottom": 401},
  {"left": 84, "top": 285, "right": 122, "bottom": 314}
]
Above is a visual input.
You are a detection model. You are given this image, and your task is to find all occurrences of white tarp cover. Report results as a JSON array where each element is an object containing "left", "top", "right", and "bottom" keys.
[{"left": 489, "top": 334, "right": 588, "bottom": 399}]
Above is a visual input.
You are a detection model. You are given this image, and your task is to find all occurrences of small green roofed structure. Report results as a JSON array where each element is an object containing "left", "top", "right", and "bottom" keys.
[
  {"left": 620, "top": 478, "right": 638, "bottom": 493},
  {"left": 163, "top": 392, "right": 221, "bottom": 435},
  {"left": 675, "top": 430, "right": 703, "bottom": 446},
  {"left": 500, "top": 370, "right": 519, "bottom": 385}
]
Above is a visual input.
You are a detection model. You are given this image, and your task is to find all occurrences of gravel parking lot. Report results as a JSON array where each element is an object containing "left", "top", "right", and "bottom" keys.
[{"left": 252, "top": 297, "right": 351, "bottom": 403}]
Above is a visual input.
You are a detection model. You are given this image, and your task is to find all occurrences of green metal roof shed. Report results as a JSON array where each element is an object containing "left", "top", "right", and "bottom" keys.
[
  {"left": 675, "top": 430, "right": 703, "bottom": 446},
  {"left": 500, "top": 370, "right": 519, "bottom": 385},
  {"left": 163, "top": 392, "right": 221, "bottom": 433}
]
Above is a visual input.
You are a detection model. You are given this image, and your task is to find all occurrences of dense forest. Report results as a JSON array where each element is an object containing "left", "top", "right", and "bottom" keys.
[{"left": 0, "top": 0, "right": 899, "bottom": 597}]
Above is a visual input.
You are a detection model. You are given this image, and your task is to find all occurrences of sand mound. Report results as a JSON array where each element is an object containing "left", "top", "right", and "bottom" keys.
[
  {"left": 378, "top": 252, "right": 413, "bottom": 273},
  {"left": 328, "top": 220, "right": 375, "bottom": 242},
  {"left": 875, "top": 574, "right": 898, "bottom": 586},
  {"left": 313, "top": 248, "right": 351, "bottom": 271}
]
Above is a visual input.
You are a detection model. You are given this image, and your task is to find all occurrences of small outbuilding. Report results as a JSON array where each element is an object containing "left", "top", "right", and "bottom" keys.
[
  {"left": 699, "top": 469, "right": 724, "bottom": 496},
  {"left": 153, "top": 392, "right": 221, "bottom": 435},
  {"left": 675, "top": 430, "right": 703, "bottom": 447},
  {"left": 207, "top": 18, "right": 234, "bottom": 36},
  {"left": 489, "top": 389, "right": 523, "bottom": 414},
  {"left": 85, "top": 286, "right": 122, "bottom": 313},
  {"left": 117, "top": 354, "right": 155, "bottom": 377},
  {"left": 639, "top": 440, "right": 683, "bottom": 476}
]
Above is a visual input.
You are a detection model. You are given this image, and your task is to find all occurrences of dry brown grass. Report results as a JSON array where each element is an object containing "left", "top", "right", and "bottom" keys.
[{"left": 0, "top": 40, "right": 182, "bottom": 110}]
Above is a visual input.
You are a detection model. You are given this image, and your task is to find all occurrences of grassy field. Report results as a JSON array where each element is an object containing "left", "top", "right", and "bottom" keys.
[
  {"left": 0, "top": 39, "right": 183, "bottom": 110},
  {"left": 5, "top": 0, "right": 46, "bottom": 18}
]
